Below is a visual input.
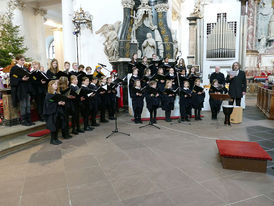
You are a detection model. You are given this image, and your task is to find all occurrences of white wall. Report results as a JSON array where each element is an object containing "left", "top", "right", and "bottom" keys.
[
  {"left": 73, "top": 0, "right": 123, "bottom": 72},
  {"left": 12, "top": 7, "right": 47, "bottom": 67}
]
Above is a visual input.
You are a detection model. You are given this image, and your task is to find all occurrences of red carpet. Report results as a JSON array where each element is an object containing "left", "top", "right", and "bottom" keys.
[
  {"left": 216, "top": 140, "right": 272, "bottom": 160},
  {"left": 28, "top": 129, "right": 50, "bottom": 137},
  {"left": 131, "top": 115, "right": 204, "bottom": 121},
  {"left": 28, "top": 116, "right": 100, "bottom": 137}
]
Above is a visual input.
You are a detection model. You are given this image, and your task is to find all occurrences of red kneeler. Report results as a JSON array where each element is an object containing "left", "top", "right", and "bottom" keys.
[{"left": 216, "top": 140, "right": 272, "bottom": 173}]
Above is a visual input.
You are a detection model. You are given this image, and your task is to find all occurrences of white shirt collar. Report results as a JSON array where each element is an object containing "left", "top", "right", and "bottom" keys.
[
  {"left": 71, "top": 83, "right": 77, "bottom": 87},
  {"left": 16, "top": 64, "right": 23, "bottom": 68},
  {"left": 82, "top": 85, "right": 87, "bottom": 87}
]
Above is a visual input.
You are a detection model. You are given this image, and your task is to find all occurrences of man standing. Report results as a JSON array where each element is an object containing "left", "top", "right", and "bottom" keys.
[
  {"left": 226, "top": 62, "right": 247, "bottom": 106},
  {"left": 210, "top": 66, "right": 225, "bottom": 86}
]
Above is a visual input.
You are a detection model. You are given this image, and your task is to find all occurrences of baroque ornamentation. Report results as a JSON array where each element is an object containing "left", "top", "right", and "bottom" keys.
[
  {"left": 33, "top": 8, "right": 47, "bottom": 17},
  {"left": 155, "top": 3, "right": 169, "bottom": 13},
  {"left": 9, "top": 0, "right": 25, "bottom": 10},
  {"left": 121, "top": 0, "right": 135, "bottom": 9}
]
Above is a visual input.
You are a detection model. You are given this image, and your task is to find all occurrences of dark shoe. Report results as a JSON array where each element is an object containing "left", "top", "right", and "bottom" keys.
[
  {"left": 195, "top": 116, "right": 199, "bottom": 120},
  {"left": 88, "top": 126, "right": 94, "bottom": 130},
  {"left": 26, "top": 114, "right": 35, "bottom": 125},
  {"left": 100, "top": 119, "right": 109, "bottom": 123},
  {"left": 109, "top": 117, "right": 116, "bottom": 120},
  {"left": 77, "top": 129, "right": 84, "bottom": 133},
  {"left": 72, "top": 130, "right": 78, "bottom": 135},
  {"left": 134, "top": 119, "right": 138, "bottom": 124},
  {"left": 138, "top": 119, "right": 143, "bottom": 124},
  {"left": 21, "top": 120, "right": 31, "bottom": 126},
  {"left": 55, "top": 139, "right": 63, "bottom": 144},
  {"left": 84, "top": 127, "right": 92, "bottom": 131},
  {"left": 185, "top": 118, "right": 190, "bottom": 122},
  {"left": 63, "top": 134, "right": 73, "bottom": 139},
  {"left": 50, "top": 139, "right": 59, "bottom": 145},
  {"left": 91, "top": 123, "right": 100, "bottom": 127},
  {"left": 166, "top": 118, "right": 171, "bottom": 122},
  {"left": 153, "top": 119, "right": 157, "bottom": 124}
]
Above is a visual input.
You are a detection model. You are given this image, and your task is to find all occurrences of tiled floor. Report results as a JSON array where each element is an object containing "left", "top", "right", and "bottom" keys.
[{"left": 0, "top": 96, "right": 274, "bottom": 206}]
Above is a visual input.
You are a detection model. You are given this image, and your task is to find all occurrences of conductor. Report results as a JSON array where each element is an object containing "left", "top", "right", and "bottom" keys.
[{"left": 226, "top": 62, "right": 247, "bottom": 106}]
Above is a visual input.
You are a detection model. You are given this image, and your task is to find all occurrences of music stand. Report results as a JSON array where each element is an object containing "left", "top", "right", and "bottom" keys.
[
  {"left": 139, "top": 119, "right": 160, "bottom": 129},
  {"left": 106, "top": 82, "right": 130, "bottom": 139}
]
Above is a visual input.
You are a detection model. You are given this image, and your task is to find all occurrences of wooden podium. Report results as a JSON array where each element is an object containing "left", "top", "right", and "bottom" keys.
[
  {"left": 0, "top": 89, "right": 20, "bottom": 126},
  {"left": 210, "top": 93, "right": 231, "bottom": 101}
]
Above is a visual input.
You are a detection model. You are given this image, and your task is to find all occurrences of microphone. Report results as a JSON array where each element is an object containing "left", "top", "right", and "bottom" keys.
[{"left": 98, "top": 63, "right": 107, "bottom": 67}]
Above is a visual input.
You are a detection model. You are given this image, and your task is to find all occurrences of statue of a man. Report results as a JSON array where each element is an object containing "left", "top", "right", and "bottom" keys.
[{"left": 142, "top": 33, "right": 156, "bottom": 58}]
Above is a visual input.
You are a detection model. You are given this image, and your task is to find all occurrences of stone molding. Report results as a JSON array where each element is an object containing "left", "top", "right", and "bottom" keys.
[
  {"left": 121, "top": 0, "right": 135, "bottom": 9},
  {"left": 155, "top": 3, "right": 169, "bottom": 13},
  {"left": 33, "top": 8, "right": 47, "bottom": 17}
]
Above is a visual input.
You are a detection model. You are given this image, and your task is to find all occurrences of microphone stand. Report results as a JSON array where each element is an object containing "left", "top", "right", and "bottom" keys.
[{"left": 106, "top": 83, "right": 130, "bottom": 139}]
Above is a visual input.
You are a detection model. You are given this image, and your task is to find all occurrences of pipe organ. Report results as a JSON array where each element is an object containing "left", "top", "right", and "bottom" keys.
[{"left": 206, "top": 13, "right": 237, "bottom": 59}]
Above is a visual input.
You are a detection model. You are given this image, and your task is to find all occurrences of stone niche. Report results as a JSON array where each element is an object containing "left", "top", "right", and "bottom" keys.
[{"left": 118, "top": 0, "right": 174, "bottom": 62}]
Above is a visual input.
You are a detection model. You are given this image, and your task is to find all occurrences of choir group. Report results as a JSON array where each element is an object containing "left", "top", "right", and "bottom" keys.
[
  {"left": 128, "top": 53, "right": 229, "bottom": 124},
  {"left": 10, "top": 55, "right": 120, "bottom": 145},
  {"left": 9, "top": 52, "right": 246, "bottom": 145}
]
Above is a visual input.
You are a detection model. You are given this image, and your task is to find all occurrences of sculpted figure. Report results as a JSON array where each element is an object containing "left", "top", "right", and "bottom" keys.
[
  {"left": 96, "top": 21, "right": 121, "bottom": 61},
  {"left": 142, "top": 33, "right": 156, "bottom": 58}
]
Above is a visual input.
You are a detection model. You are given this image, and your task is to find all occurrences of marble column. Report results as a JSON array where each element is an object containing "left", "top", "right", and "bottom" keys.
[
  {"left": 53, "top": 29, "right": 64, "bottom": 68},
  {"left": 246, "top": 0, "right": 258, "bottom": 51},
  {"left": 238, "top": 0, "right": 248, "bottom": 69},
  {"left": 246, "top": 0, "right": 259, "bottom": 73},
  {"left": 155, "top": 3, "right": 174, "bottom": 59},
  {"left": 187, "top": 16, "right": 200, "bottom": 66},
  {"left": 62, "top": 0, "right": 76, "bottom": 64}
]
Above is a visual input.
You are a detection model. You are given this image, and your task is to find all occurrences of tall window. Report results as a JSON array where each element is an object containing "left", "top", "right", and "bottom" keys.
[{"left": 48, "top": 40, "right": 55, "bottom": 59}]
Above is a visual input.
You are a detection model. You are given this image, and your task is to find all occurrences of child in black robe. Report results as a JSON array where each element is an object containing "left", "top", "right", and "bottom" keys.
[
  {"left": 142, "top": 68, "right": 152, "bottom": 87},
  {"left": 99, "top": 76, "right": 109, "bottom": 123},
  {"left": 179, "top": 81, "right": 192, "bottom": 122},
  {"left": 162, "top": 80, "right": 176, "bottom": 122},
  {"left": 165, "top": 67, "right": 177, "bottom": 89},
  {"left": 70, "top": 75, "right": 84, "bottom": 134},
  {"left": 130, "top": 79, "right": 144, "bottom": 124},
  {"left": 209, "top": 79, "right": 228, "bottom": 119},
  {"left": 192, "top": 79, "right": 205, "bottom": 120},
  {"left": 31, "top": 61, "right": 47, "bottom": 122},
  {"left": 106, "top": 77, "right": 117, "bottom": 120},
  {"left": 129, "top": 68, "right": 139, "bottom": 91},
  {"left": 58, "top": 76, "right": 73, "bottom": 139},
  {"left": 43, "top": 80, "right": 66, "bottom": 145},
  {"left": 46, "top": 59, "right": 59, "bottom": 80},
  {"left": 154, "top": 67, "right": 166, "bottom": 93},
  {"left": 89, "top": 77, "right": 100, "bottom": 126},
  {"left": 10, "top": 55, "right": 33, "bottom": 126},
  {"left": 81, "top": 77, "right": 94, "bottom": 131},
  {"left": 145, "top": 81, "right": 160, "bottom": 124}
]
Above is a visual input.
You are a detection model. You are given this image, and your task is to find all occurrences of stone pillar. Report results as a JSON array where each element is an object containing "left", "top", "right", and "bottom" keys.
[
  {"left": 155, "top": 3, "right": 174, "bottom": 59},
  {"left": 187, "top": 16, "right": 200, "bottom": 66},
  {"left": 238, "top": 0, "right": 248, "bottom": 69},
  {"left": 33, "top": 8, "right": 48, "bottom": 67},
  {"left": 119, "top": 0, "right": 135, "bottom": 58},
  {"left": 53, "top": 29, "right": 64, "bottom": 67},
  {"left": 245, "top": 0, "right": 260, "bottom": 74},
  {"left": 62, "top": 0, "right": 76, "bottom": 64},
  {"left": 246, "top": 0, "right": 258, "bottom": 50}
]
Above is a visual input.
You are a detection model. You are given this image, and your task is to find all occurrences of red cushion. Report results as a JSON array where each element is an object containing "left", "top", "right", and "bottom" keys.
[
  {"left": 28, "top": 129, "right": 50, "bottom": 137},
  {"left": 216, "top": 140, "right": 272, "bottom": 160}
]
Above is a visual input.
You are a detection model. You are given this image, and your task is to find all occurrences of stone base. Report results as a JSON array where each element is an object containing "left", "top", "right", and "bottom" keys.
[
  {"left": 3, "top": 118, "right": 20, "bottom": 127},
  {"left": 220, "top": 156, "right": 267, "bottom": 173}
]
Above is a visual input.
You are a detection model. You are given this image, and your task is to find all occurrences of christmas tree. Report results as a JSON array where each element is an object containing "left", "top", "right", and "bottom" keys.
[{"left": 0, "top": 0, "right": 28, "bottom": 68}]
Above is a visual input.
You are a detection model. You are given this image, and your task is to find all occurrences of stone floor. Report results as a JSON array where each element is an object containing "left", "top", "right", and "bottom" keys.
[{"left": 0, "top": 96, "right": 274, "bottom": 206}]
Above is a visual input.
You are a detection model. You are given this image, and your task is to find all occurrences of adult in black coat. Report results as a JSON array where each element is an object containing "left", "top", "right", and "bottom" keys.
[
  {"left": 210, "top": 66, "right": 225, "bottom": 86},
  {"left": 226, "top": 62, "right": 247, "bottom": 106},
  {"left": 10, "top": 55, "right": 33, "bottom": 126}
]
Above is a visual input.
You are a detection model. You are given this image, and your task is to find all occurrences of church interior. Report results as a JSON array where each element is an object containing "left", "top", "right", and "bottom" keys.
[{"left": 0, "top": 0, "right": 274, "bottom": 205}]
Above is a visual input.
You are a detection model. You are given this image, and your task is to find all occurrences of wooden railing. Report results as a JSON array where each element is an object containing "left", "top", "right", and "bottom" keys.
[{"left": 257, "top": 86, "right": 274, "bottom": 120}]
